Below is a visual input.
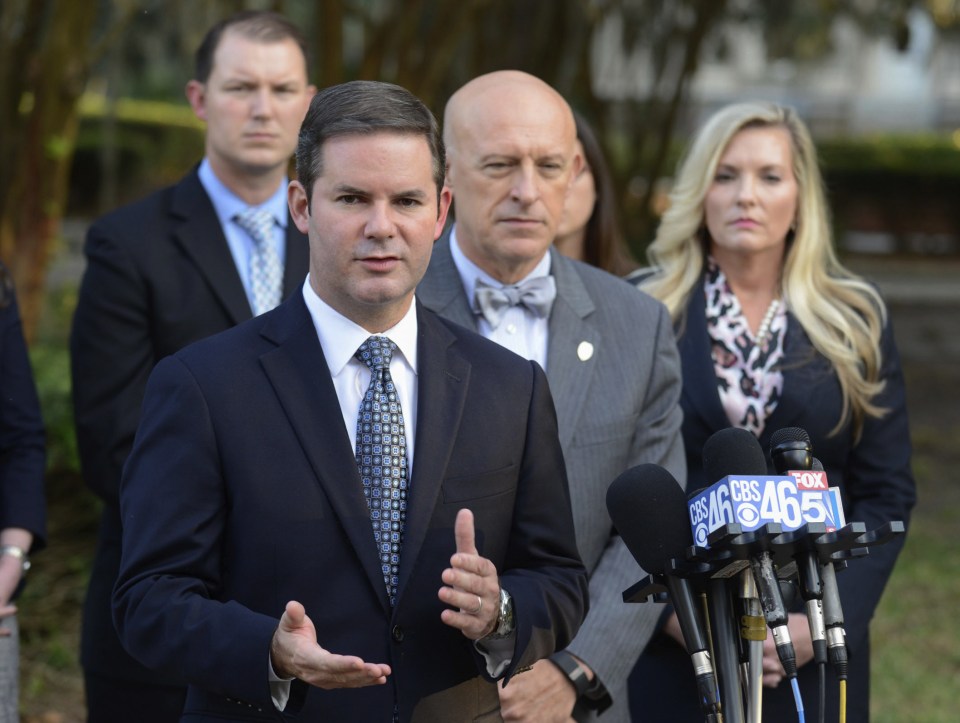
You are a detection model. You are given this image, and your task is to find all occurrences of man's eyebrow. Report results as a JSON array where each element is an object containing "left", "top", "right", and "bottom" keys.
[
  {"left": 393, "top": 188, "right": 428, "bottom": 199},
  {"left": 331, "top": 184, "right": 429, "bottom": 199},
  {"left": 332, "top": 184, "right": 367, "bottom": 195}
]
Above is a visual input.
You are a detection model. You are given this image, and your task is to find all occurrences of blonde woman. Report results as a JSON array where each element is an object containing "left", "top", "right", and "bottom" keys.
[{"left": 629, "top": 102, "right": 915, "bottom": 722}]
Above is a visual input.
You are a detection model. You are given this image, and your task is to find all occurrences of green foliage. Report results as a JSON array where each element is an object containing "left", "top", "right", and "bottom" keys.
[
  {"left": 70, "top": 95, "right": 205, "bottom": 215},
  {"left": 30, "top": 284, "right": 79, "bottom": 475},
  {"left": 819, "top": 135, "right": 960, "bottom": 178},
  {"left": 29, "top": 344, "right": 77, "bottom": 476}
]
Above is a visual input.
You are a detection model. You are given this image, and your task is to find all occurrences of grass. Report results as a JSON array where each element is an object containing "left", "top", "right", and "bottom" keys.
[{"left": 870, "top": 403, "right": 960, "bottom": 722}]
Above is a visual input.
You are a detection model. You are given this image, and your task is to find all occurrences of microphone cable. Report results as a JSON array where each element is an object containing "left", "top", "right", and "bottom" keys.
[
  {"left": 790, "top": 677, "right": 806, "bottom": 723},
  {"left": 818, "top": 662, "right": 826, "bottom": 723}
]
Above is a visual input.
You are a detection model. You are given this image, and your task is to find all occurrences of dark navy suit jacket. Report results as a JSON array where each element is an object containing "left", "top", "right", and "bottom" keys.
[
  {"left": 0, "top": 286, "right": 46, "bottom": 558},
  {"left": 113, "top": 294, "right": 587, "bottom": 721}
]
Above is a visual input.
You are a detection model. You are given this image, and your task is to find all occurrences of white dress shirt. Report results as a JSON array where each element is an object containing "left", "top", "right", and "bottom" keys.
[{"left": 302, "top": 278, "right": 419, "bottom": 468}]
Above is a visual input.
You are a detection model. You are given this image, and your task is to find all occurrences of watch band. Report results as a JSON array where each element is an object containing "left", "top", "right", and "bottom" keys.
[
  {"left": 0, "top": 544, "right": 30, "bottom": 573},
  {"left": 549, "top": 650, "right": 613, "bottom": 713},
  {"left": 550, "top": 649, "right": 592, "bottom": 697}
]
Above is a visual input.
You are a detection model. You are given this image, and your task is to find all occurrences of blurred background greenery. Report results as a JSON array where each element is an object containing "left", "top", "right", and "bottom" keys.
[{"left": 3, "top": 0, "right": 959, "bottom": 720}]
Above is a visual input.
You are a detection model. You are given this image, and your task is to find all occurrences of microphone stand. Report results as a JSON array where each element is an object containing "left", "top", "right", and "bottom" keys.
[
  {"left": 738, "top": 570, "right": 764, "bottom": 723},
  {"left": 708, "top": 576, "right": 745, "bottom": 723}
]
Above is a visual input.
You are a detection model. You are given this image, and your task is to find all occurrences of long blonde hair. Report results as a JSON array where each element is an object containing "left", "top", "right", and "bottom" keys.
[{"left": 641, "top": 102, "right": 887, "bottom": 438}]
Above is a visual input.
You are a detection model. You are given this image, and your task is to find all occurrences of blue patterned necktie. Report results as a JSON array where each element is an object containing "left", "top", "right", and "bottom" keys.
[
  {"left": 474, "top": 276, "right": 557, "bottom": 329},
  {"left": 234, "top": 207, "right": 283, "bottom": 316},
  {"left": 354, "top": 336, "right": 408, "bottom": 606}
]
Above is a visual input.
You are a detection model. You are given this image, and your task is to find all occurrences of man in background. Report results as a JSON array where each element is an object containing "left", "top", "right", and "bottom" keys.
[
  {"left": 417, "top": 70, "right": 685, "bottom": 722},
  {"left": 70, "top": 11, "right": 315, "bottom": 720},
  {"left": 112, "top": 79, "right": 587, "bottom": 721}
]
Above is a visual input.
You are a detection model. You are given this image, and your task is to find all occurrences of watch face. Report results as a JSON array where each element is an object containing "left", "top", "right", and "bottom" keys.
[{"left": 497, "top": 588, "right": 515, "bottom": 635}]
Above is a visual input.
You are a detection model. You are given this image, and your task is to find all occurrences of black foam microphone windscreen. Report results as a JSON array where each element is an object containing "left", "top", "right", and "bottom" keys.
[
  {"left": 703, "top": 427, "right": 768, "bottom": 482},
  {"left": 770, "top": 426, "right": 813, "bottom": 474},
  {"left": 605, "top": 463, "right": 689, "bottom": 574}
]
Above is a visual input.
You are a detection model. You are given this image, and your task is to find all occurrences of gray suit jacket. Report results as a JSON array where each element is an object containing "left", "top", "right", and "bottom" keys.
[{"left": 418, "top": 232, "right": 686, "bottom": 722}]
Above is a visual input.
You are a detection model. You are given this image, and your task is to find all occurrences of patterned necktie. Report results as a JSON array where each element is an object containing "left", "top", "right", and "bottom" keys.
[
  {"left": 354, "top": 336, "right": 408, "bottom": 606},
  {"left": 474, "top": 275, "right": 557, "bottom": 329},
  {"left": 234, "top": 207, "right": 283, "bottom": 316}
]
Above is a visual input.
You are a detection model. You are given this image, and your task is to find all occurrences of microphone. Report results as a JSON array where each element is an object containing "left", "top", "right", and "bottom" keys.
[
  {"left": 770, "top": 425, "right": 812, "bottom": 473},
  {"left": 770, "top": 429, "right": 828, "bottom": 668},
  {"left": 808, "top": 456, "right": 848, "bottom": 679},
  {"left": 702, "top": 429, "right": 798, "bottom": 681},
  {"left": 606, "top": 464, "right": 721, "bottom": 716}
]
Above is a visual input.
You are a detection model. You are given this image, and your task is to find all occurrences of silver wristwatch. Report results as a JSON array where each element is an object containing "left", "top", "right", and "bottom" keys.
[
  {"left": 0, "top": 545, "right": 30, "bottom": 574},
  {"left": 486, "top": 587, "right": 515, "bottom": 639}
]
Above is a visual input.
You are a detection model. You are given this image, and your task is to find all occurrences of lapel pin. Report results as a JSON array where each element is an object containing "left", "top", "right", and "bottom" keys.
[{"left": 577, "top": 341, "right": 594, "bottom": 362}]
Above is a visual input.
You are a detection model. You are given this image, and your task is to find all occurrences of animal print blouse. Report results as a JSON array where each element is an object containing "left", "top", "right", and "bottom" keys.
[{"left": 704, "top": 257, "right": 787, "bottom": 437}]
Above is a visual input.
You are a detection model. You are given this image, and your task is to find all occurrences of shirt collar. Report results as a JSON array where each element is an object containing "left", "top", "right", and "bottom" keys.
[
  {"left": 197, "top": 157, "right": 289, "bottom": 230},
  {"left": 300, "top": 278, "right": 419, "bottom": 378},
  {"left": 448, "top": 224, "right": 552, "bottom": 313}
]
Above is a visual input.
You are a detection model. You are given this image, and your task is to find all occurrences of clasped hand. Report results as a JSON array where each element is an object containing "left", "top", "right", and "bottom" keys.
[{"left": 270, "top": 508, "right": 501, "bottom": 689}]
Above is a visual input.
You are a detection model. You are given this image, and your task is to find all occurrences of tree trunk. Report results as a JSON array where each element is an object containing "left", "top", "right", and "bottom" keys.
[{"left": 0, "top": 2, "right": 95, "bottom": 340}]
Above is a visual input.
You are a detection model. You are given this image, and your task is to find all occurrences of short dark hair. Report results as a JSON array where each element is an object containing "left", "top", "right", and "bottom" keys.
[
  {"left": 194, "top": 11, "right": 309, "bottom": 84},
  {"left": 295, "top": 80, "right": 445, "bottom": 204}
]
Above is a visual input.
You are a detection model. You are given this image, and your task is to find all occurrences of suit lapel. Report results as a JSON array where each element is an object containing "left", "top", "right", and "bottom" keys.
[
  {"left": 417, "top": 230, "right": 478, "bottom": 330},
  {"left": 680, "top": 284, "right": 733, "bottom": 433},
  {"left": 395, "top": 305, "right": 471, "bottom": 606},
  {"left": 545, "top": 251, "right": 599, "bottom": 449},
  {"left": 169, "top": 170, "right": 252, "bottom": 325},
  {"left": 762, "top": 311, "right": 818, "bottom": 437},
  {"left": 258, "top": 296, "right": 390, "bottom": 610}
]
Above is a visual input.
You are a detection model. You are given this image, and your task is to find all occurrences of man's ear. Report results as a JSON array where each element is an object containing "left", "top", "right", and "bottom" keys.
[
  {"left": 287, "top": 181, "right": 311, "bottom": 234},
  {"left": 185, "top": 80, "right": 207, "bottom": 122},
  {"left": 434, "top": 187, "right": 453, "bottom": 239}
]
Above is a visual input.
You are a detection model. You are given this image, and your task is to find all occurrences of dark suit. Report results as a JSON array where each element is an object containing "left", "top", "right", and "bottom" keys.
[
  {"left": 0, "top": 274, "right": 46, "bottom": 717},
  {"left": 418, "top": 234, "right": 685, "bottom": 722},
  {"left": 0, "top": 285, "right": 46, "bottom": 554},
  {"left": 629, "top": 279, "right": 916, "bottom": 722},
  {"left": 70, "top": 167, "right": 309, "bottom": 716},
  {"left": 112, "top": 292, "right": 587, "bottom": 721}
]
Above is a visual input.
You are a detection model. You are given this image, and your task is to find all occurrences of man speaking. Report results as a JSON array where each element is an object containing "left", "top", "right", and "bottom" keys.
[{"left": 112, "top": 80, "right": 587, "bottom": 721}]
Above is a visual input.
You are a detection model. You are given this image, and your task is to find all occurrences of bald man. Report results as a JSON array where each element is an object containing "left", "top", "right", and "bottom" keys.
[{"left": 418, "top": 71, "right": 686, "bottom": 722}]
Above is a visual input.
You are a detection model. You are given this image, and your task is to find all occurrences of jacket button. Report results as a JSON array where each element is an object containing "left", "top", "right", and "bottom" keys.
[{"left": 391, "top": 625, "right": 404, "bottom": 642}]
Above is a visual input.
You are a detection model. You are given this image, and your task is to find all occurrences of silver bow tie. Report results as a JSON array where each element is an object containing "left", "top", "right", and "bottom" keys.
[{"left": 473, "top": 276, "right": 557, "bottom": 329}]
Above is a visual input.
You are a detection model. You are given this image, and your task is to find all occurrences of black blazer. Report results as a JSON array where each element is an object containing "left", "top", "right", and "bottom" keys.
[
  {"left": 0, "top": 284, "right": 46, "bottom": 556},
  {"left": 113, "top": 294, "right": 588, "bottom": 721},
  {"left": 631, "top": 281, "right": 916, "bottom": 722},
  {"left": 70, "top": 168, "right": 309, "bottom": 682}
]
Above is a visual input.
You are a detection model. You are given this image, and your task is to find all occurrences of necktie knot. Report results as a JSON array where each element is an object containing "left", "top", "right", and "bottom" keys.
[
  {"left": 234, "top": 208, "right": 283, "bottom": 316},
  {"left": 355, "top": 336, "right": 396, "bottom": 372},
  {"left": 474, "top": 275, "right": 557, "bottom": 329},
  {"left": 234, "top": 208, "right": 275, "bottom": 247}
]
